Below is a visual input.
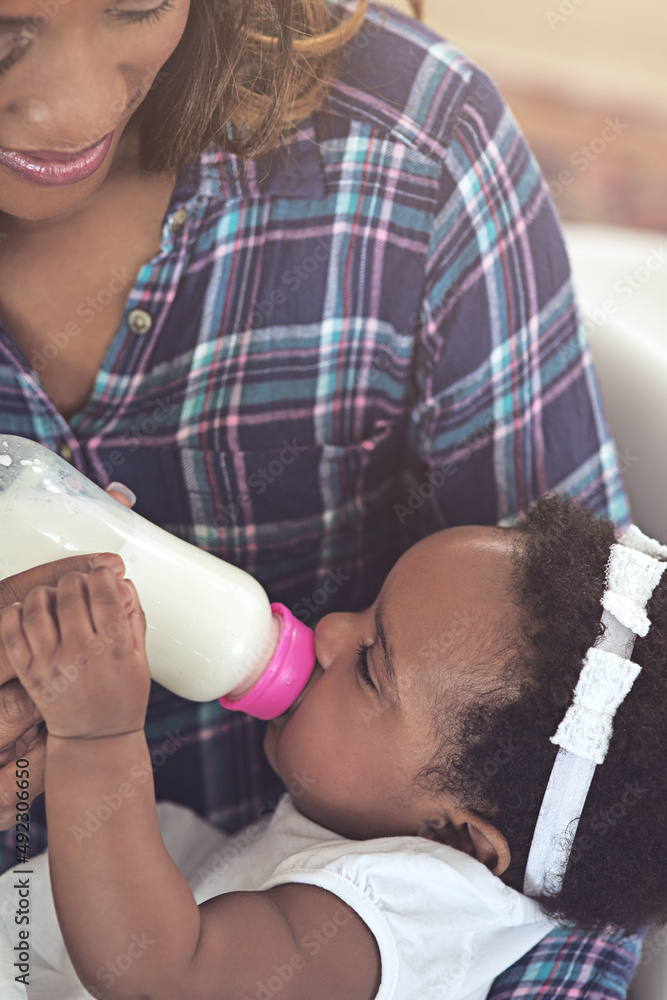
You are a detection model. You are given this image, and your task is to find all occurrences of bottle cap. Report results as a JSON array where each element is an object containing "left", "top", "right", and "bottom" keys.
[{"left": 218, "top": 603, "right": 316, "bottom": 720}]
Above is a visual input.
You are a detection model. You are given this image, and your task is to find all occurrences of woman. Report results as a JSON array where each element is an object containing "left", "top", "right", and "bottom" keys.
[{"left": 0, "top": 0, "right": 635, "bottom": 995}]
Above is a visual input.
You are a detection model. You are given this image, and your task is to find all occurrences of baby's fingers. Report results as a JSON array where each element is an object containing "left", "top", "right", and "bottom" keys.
[
  {"left": 119, "top": 579, "right": 147, "bottom": 653},
  {"left": 86, "top": 567, "right": 135, "bottom": 659},
  {"left": 55, "top": 572, "right": 95, "bottom": 651}
]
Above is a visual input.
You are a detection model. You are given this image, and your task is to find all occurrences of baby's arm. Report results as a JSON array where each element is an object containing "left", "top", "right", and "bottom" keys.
[{"left": 0, "top": 570, "right": 380, "bottom": 1000}]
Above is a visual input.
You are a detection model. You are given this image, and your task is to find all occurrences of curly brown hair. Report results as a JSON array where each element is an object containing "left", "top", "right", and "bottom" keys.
[
  {"left": 418, "top": 494, "right": 667, "bottom": 934},
  {"left": 135, "top": 0, "right": 423, "bottom": 172}
]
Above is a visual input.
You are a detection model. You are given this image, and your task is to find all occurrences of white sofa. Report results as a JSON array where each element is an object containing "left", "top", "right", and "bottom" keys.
[
  {"left": 563, "top": 222, "right": 667, "bottom": 999},
  {"left": 563, "top": 223, "right": 667, "bottom": 545}
]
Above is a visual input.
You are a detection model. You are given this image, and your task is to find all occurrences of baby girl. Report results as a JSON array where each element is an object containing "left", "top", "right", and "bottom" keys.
[{"left": 0, "top": 493, "right": 664, "bottom": 1000}]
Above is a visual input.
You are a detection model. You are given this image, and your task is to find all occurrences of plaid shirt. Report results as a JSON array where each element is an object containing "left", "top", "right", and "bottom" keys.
[{"left": 0, "top": 2, "right": 637, "bottom": 995}]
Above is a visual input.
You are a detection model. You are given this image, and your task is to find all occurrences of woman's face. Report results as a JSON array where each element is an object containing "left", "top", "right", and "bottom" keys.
[{"left": 0, "top": 0, "right": 191, "bottom": 224}]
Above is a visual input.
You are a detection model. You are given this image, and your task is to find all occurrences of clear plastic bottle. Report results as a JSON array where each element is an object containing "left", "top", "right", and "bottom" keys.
[{"left": 0, "top": 436, "right": 315, "bottom": 719}]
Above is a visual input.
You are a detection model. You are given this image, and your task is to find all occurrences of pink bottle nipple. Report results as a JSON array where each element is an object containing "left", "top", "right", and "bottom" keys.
[{"left": 218, "top": 603, "right": 316, "bottom": 720}]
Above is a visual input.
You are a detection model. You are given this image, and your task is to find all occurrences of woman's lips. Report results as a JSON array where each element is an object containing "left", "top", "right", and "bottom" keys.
[{"left": 0, "top": 132, "right": 114, "bottom": 187}]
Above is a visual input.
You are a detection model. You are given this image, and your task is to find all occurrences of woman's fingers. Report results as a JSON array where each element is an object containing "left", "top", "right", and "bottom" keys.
[
  {"left": 0, "top": 680, "right": 42, "bottom": 758},
  {"left": 0, "top": 722, "right": 41, "bottom": 768},
  {"left": 105, "top": 482, "right": 137, "bottom": 508},
  {"left": 0, "top": 728, "right": 45, "bottom": 829},
  {"left": 0, "top": 554, "right": 125, "bottom": 607},
  {"left": 0, "top": 604, "right": 33, "bottom": 678}
]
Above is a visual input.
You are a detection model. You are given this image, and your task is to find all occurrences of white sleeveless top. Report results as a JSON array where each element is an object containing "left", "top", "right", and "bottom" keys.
[{"left": 0, "top": 795, "right": 552, "bottom": 1000}]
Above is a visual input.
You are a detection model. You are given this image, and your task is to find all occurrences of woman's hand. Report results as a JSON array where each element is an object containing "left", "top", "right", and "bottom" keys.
[
  {"left": 0, "top": 552, "right": 126, "bottom": 825},
  {"left": 0, "top": 569, "right": 150, "bottom": 741},
  {"left": 105, "top": 481, "right": 136, "bottom": 509}
]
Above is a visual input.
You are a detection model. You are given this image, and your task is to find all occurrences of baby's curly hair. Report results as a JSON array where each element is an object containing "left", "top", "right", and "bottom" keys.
[{"left": 421, "top": 494, "right": 667, "bottom": 934}]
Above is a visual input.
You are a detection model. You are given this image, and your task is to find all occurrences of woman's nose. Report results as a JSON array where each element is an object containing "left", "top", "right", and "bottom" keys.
[
  {"left": 10, "top": 45, "right": 132, "bottom": 151},
  {"left": 314, "top": 612, "right": 359, "bottom": 671}
]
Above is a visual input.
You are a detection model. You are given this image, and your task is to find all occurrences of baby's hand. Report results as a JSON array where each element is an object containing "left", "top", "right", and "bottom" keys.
[{"left": 0, "top": 569, "right": 150, "bottom": 741}]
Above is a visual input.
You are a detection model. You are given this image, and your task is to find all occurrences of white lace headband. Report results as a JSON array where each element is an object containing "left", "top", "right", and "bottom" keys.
[{"left": 523, "top": 524, "right": 667, "bottom": 898}]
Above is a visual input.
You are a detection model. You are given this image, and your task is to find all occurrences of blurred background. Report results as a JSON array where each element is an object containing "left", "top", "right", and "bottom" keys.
[
  {"left": 421, "top": 0, "right": 667, "bottom": 231},
  {"left": 398, "top": 0, "right": 667, "bottom": 571}
]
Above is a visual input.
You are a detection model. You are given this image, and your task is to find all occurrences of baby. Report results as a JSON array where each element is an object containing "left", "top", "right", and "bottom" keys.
[{"left": 0, "top": 493, "right": 665, "bottom": 1000}]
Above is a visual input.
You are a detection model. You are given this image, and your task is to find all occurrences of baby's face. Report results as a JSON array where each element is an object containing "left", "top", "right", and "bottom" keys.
[{"left": 264, "top": 525, "right": 520, "bottom": 841}]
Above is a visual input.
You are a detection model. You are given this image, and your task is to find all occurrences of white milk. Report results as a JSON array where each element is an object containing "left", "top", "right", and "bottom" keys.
[{"left": 0, "top": 451, "right": 279, "bottom": 702}]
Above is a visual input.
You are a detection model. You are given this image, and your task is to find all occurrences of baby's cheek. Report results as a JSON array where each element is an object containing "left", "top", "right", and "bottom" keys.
[{"left": 280, "top": 710, "right": 326, "bottom": 783}]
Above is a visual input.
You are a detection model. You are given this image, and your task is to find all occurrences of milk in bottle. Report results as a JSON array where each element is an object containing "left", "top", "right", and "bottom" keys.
[{"left": 0, "top": 436, "right": 315, "bottom": 718}]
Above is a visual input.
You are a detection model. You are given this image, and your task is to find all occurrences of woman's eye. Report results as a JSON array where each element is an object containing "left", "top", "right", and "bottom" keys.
[
  {"left": 114, "top": 0, "right": 176, "bottom": 25},
  {"left": 355, "top": 643, "right": 376, "bottom": 691},
  {"left": 0, "top": 0, "right": 176, "bottom": 77},
  {"left": 0, "top": 32, "right": 31, "bottom": 76}
]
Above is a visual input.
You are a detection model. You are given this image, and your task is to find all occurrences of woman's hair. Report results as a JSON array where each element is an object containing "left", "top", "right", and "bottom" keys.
[
  {"left": 135, "top": 0, "right": 423, "bottom": 172},
  {"left": 418, "top": 494, "right": 667, "bottom": 934}
]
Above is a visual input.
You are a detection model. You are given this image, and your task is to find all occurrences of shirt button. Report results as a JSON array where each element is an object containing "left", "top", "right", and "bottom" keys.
[
  {"left": 128, "top": 309, "right": 153, "bottom": 335},
  {"left": 59, "top": 442, "right": 73, "bottom": 463},
  {"left": 171, "top": 208, "right": 188, "bottom": 233}
]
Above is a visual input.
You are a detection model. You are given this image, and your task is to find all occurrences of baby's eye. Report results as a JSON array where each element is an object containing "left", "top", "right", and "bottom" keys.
[{"left": 355, "top": 643, "right": 376, "bottom": 691}]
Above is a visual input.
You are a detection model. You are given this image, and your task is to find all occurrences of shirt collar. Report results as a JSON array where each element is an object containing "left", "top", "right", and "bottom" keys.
[{"left": 174, "top": 114, "right": 326, "bottom": 204}]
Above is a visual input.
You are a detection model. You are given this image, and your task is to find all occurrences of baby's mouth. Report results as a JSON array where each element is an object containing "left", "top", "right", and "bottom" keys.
[{"left": 274, "top": 661, "right": 324, "bottom": 723}]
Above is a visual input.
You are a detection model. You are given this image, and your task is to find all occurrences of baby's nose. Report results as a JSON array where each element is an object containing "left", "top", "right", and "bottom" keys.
[{"left": 314, "top": 612, "right": 357, "bottom": 670}]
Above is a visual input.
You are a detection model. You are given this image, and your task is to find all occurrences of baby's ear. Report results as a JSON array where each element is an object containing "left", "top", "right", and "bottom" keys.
[
  {"left": 420, "top": 807, "right": 511, "bottom": 876},
  {"left": 464, "top": 818, "right": 511, "bottom": 876}
]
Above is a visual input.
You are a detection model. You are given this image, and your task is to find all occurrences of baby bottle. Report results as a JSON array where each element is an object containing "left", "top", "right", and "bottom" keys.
[{"left": 0, "top": 436, "right": 315, "bottom": 719}]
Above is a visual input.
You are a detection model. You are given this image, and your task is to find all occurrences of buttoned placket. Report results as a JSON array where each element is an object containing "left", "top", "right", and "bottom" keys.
[
  {"left": 0, "top": 126, "right": 326, "bottom": 477},
  {"left": 0, "top": 193, "right": 202, "bottom": 478}
]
